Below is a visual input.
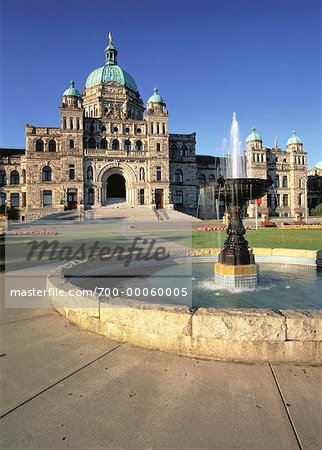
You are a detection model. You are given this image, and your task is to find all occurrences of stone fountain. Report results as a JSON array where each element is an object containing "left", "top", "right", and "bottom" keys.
[
  {"left": 201, "top": 113, "right": 272, "bottom": 288},
  {"left": 212, "top": 176, "right": 272, "bottom": 287}
]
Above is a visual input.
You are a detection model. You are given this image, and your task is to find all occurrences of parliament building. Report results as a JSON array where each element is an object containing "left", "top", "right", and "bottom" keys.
[{"left": 0, "top": 35, "right": 308, "bottom": 221}]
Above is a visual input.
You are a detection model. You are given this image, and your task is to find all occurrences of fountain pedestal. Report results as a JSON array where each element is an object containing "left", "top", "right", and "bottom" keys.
[
  {"left": 201, "top": 177, "right": 273, "bottom": 289},
  {"left": 214, "top": 202, "right": 259, "bottom": 288}
]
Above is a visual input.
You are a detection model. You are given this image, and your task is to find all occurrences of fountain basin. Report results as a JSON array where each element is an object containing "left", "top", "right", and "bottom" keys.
[{"left": 46, "top": 247, "right": 322, "bottom": 364}]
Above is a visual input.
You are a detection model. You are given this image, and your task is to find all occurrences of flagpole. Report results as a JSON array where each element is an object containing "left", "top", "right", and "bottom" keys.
[
  {"left": 305, "top": 177, "right": 308, "bottom": 223},
  {"left": 304, "top": 168, "right": 308, "bottom": 224}
]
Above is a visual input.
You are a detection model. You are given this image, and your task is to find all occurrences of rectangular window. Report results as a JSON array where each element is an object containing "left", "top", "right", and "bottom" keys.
[
  {"left": 174, "top": 191, "right": 183, "bottom": 205},
  {"left": 43, "top": 190, "right": 52, "bottom": 206},
  {"left": 267, "top": 194, "right": 272, "bottom": 207},
  {"left": 283, "top": 194, "right": 288, "bottom": 207},
  {"left": 11, "top": 193, "right": 19, "bottom": 207},
  {"left": 156, "top": 143, "right": 161, "bottom": 152},
  {"left": 22, "top": 192, "right": 26, "bottom": 207},
  {"left": 0, "top": 193, "right": 6, "bottom": 211},
  {"left": 70, "top": 139, "right": 74, "bottom": 149},
  {"left": 69, "top": 169, "right": 75, "bottom": 180},
  {"left": 156, "top": 166, "right": 162, "bottom": 181}
]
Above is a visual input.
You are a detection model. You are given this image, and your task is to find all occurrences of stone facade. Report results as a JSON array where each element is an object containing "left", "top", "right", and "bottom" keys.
[{"left": 245, "top": 133, "right": 308, "bottom": 219}]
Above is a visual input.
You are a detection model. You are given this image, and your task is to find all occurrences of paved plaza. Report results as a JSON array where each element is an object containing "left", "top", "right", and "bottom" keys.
[{"left": 1, "top": 272, "right": 321, "bottom": 450}]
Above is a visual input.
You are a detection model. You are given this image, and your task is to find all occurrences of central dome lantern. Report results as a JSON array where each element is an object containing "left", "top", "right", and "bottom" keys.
[{"left": 85, "top": 33, "right": 138, "bottom": 92}]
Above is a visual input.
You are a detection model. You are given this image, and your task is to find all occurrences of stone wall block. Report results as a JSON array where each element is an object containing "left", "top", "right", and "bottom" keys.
[
  {"left": 281, "top": 309, "right": 322, "bottom": 341},
  {"left": 192, "top": 308, "right": 286, "bottom": 341}
]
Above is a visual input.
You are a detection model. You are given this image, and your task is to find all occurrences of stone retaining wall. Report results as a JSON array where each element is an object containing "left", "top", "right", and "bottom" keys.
[{"left": 47, "top": 249, "right": 322, "bottom": 364}]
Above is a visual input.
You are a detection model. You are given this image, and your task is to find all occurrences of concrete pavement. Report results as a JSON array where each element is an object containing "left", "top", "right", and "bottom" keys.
[{"left": 1, "top": 274, "right": 321, "bottom": 449}]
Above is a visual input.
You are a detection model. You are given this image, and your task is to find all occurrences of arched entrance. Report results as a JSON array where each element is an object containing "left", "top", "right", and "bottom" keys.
[{"left": 106, "top": 173, "right": 126, "bottom": 204}]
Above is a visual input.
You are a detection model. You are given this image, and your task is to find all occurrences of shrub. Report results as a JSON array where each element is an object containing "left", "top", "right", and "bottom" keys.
[{"left": 311, "top": 203, "right": 322, "bottom": 216}]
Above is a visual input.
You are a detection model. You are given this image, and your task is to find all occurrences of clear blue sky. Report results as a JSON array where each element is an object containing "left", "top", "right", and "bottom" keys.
[{"left": 0, "top": 0, "right": 321, "bottom": 167}]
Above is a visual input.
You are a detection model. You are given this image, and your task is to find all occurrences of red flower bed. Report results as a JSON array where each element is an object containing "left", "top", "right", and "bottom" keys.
[{"left": 196, "top": 225, "right": 252, "bottom": 232}]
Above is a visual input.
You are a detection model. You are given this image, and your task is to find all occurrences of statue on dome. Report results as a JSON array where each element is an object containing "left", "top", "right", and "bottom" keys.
[{"left": 108, "top": 32, "right": 113, "bottom": 45}]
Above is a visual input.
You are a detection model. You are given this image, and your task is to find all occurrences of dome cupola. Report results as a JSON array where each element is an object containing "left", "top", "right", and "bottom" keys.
[
  {"left": 61, "top": 80, "right": 82, "bottom": 108},
  {"left": 287, "top": 130, "right": 302, "bottom": 145},
  {"left": 246, "top": 127, "right": 262, "bottom": 143},
  {"left": 63, "top": 80, "right": 81, "bottom": 97},
  {"left": 147, "top": 87, "right": 165, "bottom": 104}
]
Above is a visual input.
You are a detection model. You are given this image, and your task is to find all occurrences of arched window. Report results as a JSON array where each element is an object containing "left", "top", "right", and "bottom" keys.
[
  {"left": 275, "top": 175, "right": 279, "bottom": 188},
  {"left": 136, "top": 140, "right": 143, "bottom": 151},
  {"left": 0, "top": 170, "right": 7, "bottom": 186},
  {"left": 209, "top": 174, "right": 215, "bottom": 181},
  {"left": 124, "top": 140, "right": 131, "bottom": 151},
  {"left": 42, "top": 166, "right": 52, "bottom": 182},
  {"left": 181, "top": 144, "right": 188, "bottom": 156},
  {"left": 100, "top": 138, "right": 107, "bottom": 149},
  {"left": 88, "top": 138, "right": 96, "bottom": 149},
  {"left": 156, "top": 123, "right": 160, "bottom": 134},
  {"left": 70, "top": 118, "right": 74, "bottom": 130},
  {"left": 21, "top": 169, "right": 26, "bottom": 184},
  {"left": 112, "top": 139, "right": 119, "bottom": 150},
  {"left": 198, "top": 174, "right": 206, "bottom": 185},
  {"left": 87, "top": 166, "right": 93, "bottom": 181},
  {"left": 139, "top": 167, "right": 145, "bottom": 181},
  {"left": 35, "top": 139, "right": 44, "bottom": 152},
  {"left": 48, "top": 139, "right": 56, "bottom": 152},
  {"left": 174, "top": 169, "right": 183, "bottom": 183},
  {"left": 76, "top": 118, "right": 80, "bottom": 130},
  {"left": 88, "top": 188, "right": 94, "bottom": 205},
  {"left": 10, "top": 170, "right": 19, "bottom": 185},
  {"left": 162, "top": 123, "right": 166, "bottom": 134},
  {"left": 150, "top": 123, "right": 154, "bottom": 134},
  {"left": 282, "top": 176, "right": 288, "bottom": 188}
]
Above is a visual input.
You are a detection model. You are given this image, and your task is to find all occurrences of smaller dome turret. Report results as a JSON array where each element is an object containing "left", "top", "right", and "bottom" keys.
[
  {"left": 63, "top": 80, "right": 81, "bottom": 97},
  {"left": 287, "top": 130, "right": 302, "bottom": 145},
  {"left": 246, "top": 127, "right": 262, "bottom": 143},
  {"left": 61, "top": 80, "right": 82, "bottom": 109},
  {"left": 147, "top": 87, "right": 165, "bottom": 105}
]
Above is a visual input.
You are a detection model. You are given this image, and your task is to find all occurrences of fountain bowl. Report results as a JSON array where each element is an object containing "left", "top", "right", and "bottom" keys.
[{"left": 206, "top": 177, "right": 273, "bottom": 205}]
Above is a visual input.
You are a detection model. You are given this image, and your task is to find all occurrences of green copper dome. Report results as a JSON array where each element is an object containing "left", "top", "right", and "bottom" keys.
[
  {"left": 287, "top": 130, "right": 302, "bottom": 145},
  {"left": 63, "top": 80, "right": 80, "bottom": 97},
  {"left": 86, "top": 65, "right": 138, "bottom": 91},
  {"left": 246, "top": 127, "right": 262, "bottom": 143},
  {"left": 85, "top": 33, "right": 138, "bottom": 92},
  {"left": 147, "top": 87, "right": 164, "bottom": 104}
]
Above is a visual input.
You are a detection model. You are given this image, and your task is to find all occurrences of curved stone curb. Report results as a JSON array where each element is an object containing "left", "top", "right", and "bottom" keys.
[{"left": 46, "top": 252, "right": 322, "bottom": 365}]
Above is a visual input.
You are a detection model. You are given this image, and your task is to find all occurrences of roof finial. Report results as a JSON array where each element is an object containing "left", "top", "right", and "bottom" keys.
[
  {"left": 108, "top": 32, "right": 113, "bottom": 45},
  {"left": 70, "top": 80, "right": 75, "bottom": 87},
  {"left": 274, "top": 136, "right": 278, "bottom": 148}
]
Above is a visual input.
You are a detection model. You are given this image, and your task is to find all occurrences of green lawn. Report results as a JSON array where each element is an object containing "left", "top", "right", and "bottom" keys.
[{"left": 192, "top": 228, "right": 322, "bottom": 250}]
